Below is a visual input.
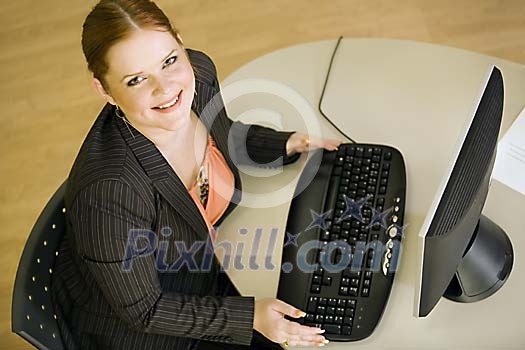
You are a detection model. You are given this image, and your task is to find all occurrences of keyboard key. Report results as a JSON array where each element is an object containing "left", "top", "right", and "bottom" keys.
[
  {"left": 311, "top": 285, "right": 320, "bottom": 293},
  {"left": 347, "top": 299, "right": 357, "bottom": 308},
  {"left": 313, "top": 275, "right": 322, "bottom": 284},
  {"left": 324, "top": 324, "right": 341, "bottom": 335},
  {"left": 314, "top": 267, "right": 325, "bottom": 276},
  {"left": 384, "top": 151, "right": 392, "bottom": 160},
  {"left": 363, "top": 279, "right": 371, "bottom": 288},
  {"left": 346, "top": 147, "right": 355, "bottom": 156},
  {"left": 355, "top": 147, "right": 364, "bottom": 157},
  {"left": 335, "top": 156, "right": 344, "bottom": 166},
  {"left": 323, "top": 276, "right": 332, "bottom": 286},
  {"left": 334, "top": 316, "right": 344, "bottom": 325},
  {"left": 339, "top": 286, "right": 349, "bottom": 296},
  {"left": 373, "top": 147, "right": 382, "bottom": 155},
  {"left": 316, "top": 305, "right": 326, "bottom": 314},
  {"left": 306, "top": 313, "right": 315, "bottom": 322},
  {"left": 363, "top": 158, "right": 372, "bottom": 166},
  {"left": 315, "top": 314, "right": 325, "bottom": 323},
  {"left": 325, "top": 315, "right": 334, "bottom": 324},
  {"left": 336, "top": 307, "right": 345, "bottom": 316},
  {"left": 343, "top": 316, "right": 354, "bottom": 325},
  {"left": 383, "top": 162, "right": 390, "bottom": 170},
  {"left": 327, "top": 306, "right": 336, "bottom": 315},
  {"left": 307, "top": 301, "right": 317, "bottom": 313},
  {"left": 342, "top": 326, "right": 352, "bottom": 335},
  {"left": 372, "top": 154, "right": 381, "bottom": 162},
  {"left": 350, "top": 278, "right": 360, "bottom": 287},
  {"left": 344, "top": 308, "right": 354, "bottom": 317},
  {"left": 349, "top": 287, "right": 358, "bottom": 297},
  {"left": 318, "top": 297, "right": 327, "bottom": 305},
  {"left": 337, "top": 299, "right": 346, "bottom": 307},
  {"left": 379, "top": 186, "right": 387, "bottom": 194},
  {"left": 362, "top": 288, "right": 370, "bottom": 297},
  {"left": 365, "top": 147, "right": 373, "bottom": 158},
  {"left": 349, "top": 271, "right": 361, "bottom": 279}
]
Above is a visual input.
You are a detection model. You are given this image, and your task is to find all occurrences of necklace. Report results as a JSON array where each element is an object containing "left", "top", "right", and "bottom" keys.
[{"left": 195, "top": 139, "right": 210, "bottom": 208}]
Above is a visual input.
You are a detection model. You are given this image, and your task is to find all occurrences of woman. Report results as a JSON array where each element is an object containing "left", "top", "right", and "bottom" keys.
[{"left": 51, "top": 0, "right": 341, "bottom": 349}]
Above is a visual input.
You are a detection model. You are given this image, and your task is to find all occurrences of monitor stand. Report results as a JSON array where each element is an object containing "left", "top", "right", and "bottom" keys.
[{"left": 444, "top": 215, "right": 514, "bottom": 303}]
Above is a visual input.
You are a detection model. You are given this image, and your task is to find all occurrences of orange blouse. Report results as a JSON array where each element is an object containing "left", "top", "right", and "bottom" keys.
[{"left": 189, "top": 135, "right": 235, "bottom": 241}]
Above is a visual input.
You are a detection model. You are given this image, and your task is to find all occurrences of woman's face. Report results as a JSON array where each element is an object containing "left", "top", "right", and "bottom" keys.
[{"left": 95, "top": 29, "right": 195, "bottom": 133}]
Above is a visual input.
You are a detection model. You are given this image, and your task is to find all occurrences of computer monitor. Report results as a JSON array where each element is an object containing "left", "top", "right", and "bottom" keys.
[{"left": 414, "top": 65, "right": 514, "bottom": 318}]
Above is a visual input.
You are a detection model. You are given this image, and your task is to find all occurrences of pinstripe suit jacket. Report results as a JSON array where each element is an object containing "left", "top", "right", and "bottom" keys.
[{"left": 51, "top": 49, "right": 300, "bottom": 350}]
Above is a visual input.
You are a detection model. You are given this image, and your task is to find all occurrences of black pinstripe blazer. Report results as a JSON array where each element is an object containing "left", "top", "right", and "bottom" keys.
[{"left": 51, "top": 49, "right": 300, "bottom": 350}]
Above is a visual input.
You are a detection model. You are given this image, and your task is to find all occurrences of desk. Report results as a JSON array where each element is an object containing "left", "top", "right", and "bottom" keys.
[{"left": 216, "top": 39, "right": 525, "bottom": 349}]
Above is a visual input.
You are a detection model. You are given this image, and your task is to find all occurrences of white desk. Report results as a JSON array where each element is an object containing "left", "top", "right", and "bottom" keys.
[{"left": 216, "top": 39, "right": 525, "bottom": 349}]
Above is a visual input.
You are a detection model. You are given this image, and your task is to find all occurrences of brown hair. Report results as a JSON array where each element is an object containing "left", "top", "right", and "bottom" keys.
[{"left": 81, "top": 0, "right": 183, "bottom": 91}]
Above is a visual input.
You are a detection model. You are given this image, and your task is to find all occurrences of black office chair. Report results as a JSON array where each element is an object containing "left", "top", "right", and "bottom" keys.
[{"left": 12, "top": 181, "right": 67, "bottom": 350}]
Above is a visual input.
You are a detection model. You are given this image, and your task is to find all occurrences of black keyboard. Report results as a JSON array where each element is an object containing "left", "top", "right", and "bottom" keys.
[{"left": 277, "top": 143, "right": 406, "bottom": 341}]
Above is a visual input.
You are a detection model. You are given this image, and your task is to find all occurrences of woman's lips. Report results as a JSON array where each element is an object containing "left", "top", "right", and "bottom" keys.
[{"left": 152, "top": 90, "right": 182, "bottom": 113}]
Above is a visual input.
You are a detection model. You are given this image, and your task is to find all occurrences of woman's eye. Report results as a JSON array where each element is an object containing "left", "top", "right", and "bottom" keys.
[
  {"left": 163, "top": 55, "right": 177, "bottom": 68},
  {"left": 127, "top": 76, "right": 145, "bottom": 87}
]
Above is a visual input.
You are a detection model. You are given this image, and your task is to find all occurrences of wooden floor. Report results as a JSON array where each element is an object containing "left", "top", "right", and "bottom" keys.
[{"left": 1, "top": 0, "right": 524, "bottom": 348}]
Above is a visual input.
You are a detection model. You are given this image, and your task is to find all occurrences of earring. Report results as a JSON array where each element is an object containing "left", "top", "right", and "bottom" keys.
[{"left": 115, "top": 105, "right": 135, "bottom": 139}]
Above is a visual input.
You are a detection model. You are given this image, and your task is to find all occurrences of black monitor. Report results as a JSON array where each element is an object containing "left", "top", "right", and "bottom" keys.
[{"left": 414, "top": 66, "right": 514, "bottom": 318}]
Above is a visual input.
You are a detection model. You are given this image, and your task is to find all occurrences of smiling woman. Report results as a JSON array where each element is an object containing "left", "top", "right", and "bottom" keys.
[
  {"left": 50, "top": 0, "right": 340, "bottom": 349},
  {"left": 93, "top": 31, "right": 195, "bottom": 135}
]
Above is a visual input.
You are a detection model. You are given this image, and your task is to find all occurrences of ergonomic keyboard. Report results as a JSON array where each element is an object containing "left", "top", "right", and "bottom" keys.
[{"left": 277, "top": 143, "right": 406, "bottom": 341}]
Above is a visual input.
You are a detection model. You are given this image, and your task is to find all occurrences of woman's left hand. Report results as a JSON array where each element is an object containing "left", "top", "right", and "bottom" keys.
[{"left": 286, "top": 132, "right": 343, "bottom": 156}]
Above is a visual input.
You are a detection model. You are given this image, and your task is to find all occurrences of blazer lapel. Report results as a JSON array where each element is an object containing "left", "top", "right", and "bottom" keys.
[{"left": 113, "top": 109, "right": 209, "bottom": 241}]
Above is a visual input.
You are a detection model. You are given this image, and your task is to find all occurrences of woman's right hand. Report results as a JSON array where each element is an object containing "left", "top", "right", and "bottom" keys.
[{"left": 254, "top": 298, "right": 328, "bottom": 347}]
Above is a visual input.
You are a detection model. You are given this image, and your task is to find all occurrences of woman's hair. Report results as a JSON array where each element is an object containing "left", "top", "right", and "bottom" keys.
[{"left": 82, "top": 0, "right": 182, "bottom": 91}]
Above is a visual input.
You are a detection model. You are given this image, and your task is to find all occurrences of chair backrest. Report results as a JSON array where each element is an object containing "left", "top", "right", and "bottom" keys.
[{"left": 12, "top": 181, "right": 67, "bottom": 350}]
